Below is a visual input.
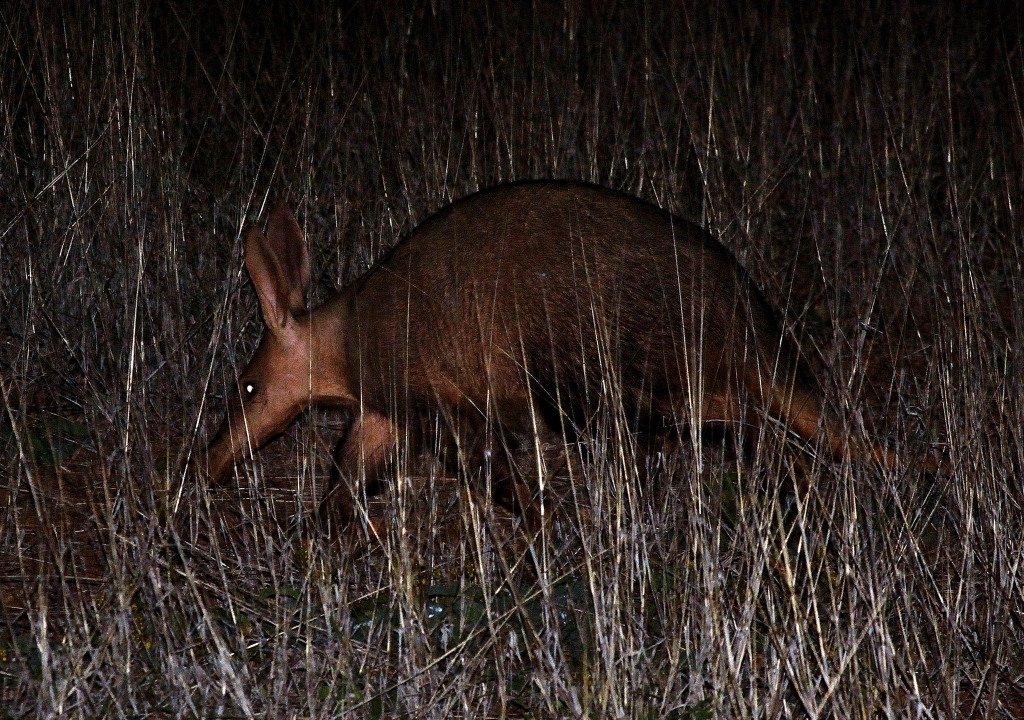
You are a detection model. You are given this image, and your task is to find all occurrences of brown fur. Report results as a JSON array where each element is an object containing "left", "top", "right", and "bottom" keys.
[{"left": 204, "top": 181, "right": 852, "bottom": 534}]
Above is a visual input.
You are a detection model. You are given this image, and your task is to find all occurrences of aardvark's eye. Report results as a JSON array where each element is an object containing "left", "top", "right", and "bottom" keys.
[{"left": 242, "top": 381, "right": 258, "bottom": 398}]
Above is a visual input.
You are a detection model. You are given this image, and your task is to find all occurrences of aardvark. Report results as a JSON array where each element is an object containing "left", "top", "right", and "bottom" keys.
[{"left": 203, "top": 181, "right": 889, "bottom": 535}]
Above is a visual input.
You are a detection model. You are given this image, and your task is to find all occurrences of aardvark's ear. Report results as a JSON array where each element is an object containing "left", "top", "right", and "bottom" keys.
[{"left": 245, "top": 204, "right": 310, "bottom": 330}]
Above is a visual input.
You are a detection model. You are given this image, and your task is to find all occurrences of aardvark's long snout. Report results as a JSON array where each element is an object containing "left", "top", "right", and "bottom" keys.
[{"left": 198, "top": 415, "right": 250, "bottom": 482}]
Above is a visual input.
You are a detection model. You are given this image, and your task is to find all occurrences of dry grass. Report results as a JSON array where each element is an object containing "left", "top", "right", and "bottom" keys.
[{"left": 2, "top": 1, "right": 1022, "bottom": 717}]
